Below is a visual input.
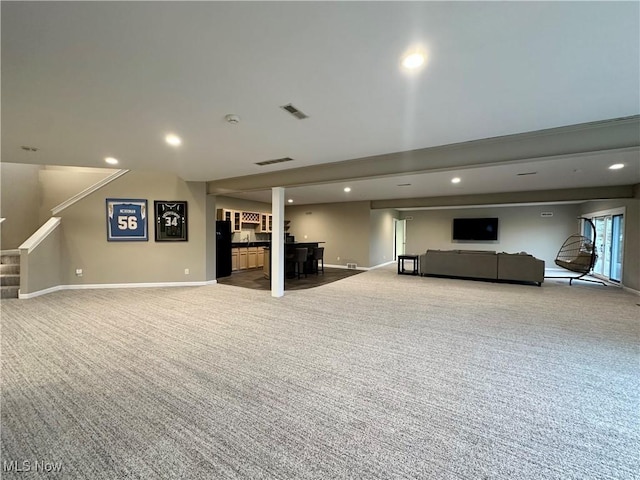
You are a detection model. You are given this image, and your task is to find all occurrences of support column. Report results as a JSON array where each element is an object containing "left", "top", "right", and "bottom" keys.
[{"left": 271, "top": 187, "right": 285, "bottom": 297}]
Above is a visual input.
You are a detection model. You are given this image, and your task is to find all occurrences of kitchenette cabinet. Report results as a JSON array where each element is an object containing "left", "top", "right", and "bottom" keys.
[
  {"left": 217, "top": 209, "right": 241, "bottom": 233},
  {"left": 231, "top": 245, "right": 267, "bottom": 272},
  {"left": 231, "top": 248, "right": 239, "bottom": 271},
  {"left": 258, "top": 214, "right": 273, "bottom": 233},
  {"left": 257, "top": 247, "right": 265, "bottom": 267}
]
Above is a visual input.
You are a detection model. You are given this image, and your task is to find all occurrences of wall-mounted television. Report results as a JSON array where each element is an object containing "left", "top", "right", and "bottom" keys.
[{"left": 452, "top": 217, "right": 499, "bottom": 241}]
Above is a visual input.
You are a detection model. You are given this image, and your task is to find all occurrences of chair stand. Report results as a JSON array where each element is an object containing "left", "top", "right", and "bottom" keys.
[
  {"left": 294, "top": 248, "right": 308, "bottom": 279},
  {"left": 312, "top": 247, "right": 324, "bottom": 275}
]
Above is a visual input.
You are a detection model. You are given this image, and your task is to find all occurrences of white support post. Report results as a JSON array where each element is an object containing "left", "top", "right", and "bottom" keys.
[{"left": 271, "top": 187, "right": 285, "bottom": 297}]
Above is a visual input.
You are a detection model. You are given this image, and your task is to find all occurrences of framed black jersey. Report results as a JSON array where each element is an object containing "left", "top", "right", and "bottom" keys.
[
  {"left": 106, "top": 198, "right": 148, "bottom": 241},
  {"left": 154, "top": 201, "right": 188, "bottom": 241}
]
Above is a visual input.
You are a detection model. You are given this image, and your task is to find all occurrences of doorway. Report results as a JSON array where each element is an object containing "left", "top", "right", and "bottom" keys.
[
  {"left": 582, "top": 209, "right": 624, "bottom": 283},
  {"left": 394, "top": 219, "right": 406, "bottom": 260}
]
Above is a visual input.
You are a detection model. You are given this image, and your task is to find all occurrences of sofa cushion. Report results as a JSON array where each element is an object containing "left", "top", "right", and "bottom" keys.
[{"left": 497, "top": 253, "right": 544, "bottom": 284}]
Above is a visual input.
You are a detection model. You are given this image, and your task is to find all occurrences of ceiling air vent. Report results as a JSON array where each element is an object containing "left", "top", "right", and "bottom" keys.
[
  {"left": 255, "top": 157, "right": 295, "bottom": 167},
  {"left": 281, "top": 103, "right": 309, "bottom": 120},
  {"left": 516, "top": 172, "right": 538, "bottom": 176}
]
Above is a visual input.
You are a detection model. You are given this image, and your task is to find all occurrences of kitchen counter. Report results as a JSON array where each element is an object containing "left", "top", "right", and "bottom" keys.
[
  {"left": 263, "top": 241, "right": 326, "bottom": 249},
  {"left": 231, "top": 241, "right": 271, "bottom": 248}
]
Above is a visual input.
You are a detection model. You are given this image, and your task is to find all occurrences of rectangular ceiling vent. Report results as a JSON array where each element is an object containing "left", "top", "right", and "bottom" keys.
[
  {"left": 516, "top": 171, "right": 538, "bottom": 176},
  {"left": 255, "top": 157, "right": 294, "bottom": 166},
  {"left": 281, "top": 103, "right": 309, "bottom": 120}
]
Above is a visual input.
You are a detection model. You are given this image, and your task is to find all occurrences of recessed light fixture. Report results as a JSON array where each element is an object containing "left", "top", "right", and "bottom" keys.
[
  {"left": 287, "top": 199, "right": 293, "bottom": 203},
  {"left": 451, "top": 177, "right": 461, "bottom": 184},
  {"left": 165, "top": 133, "right": 182, "bottom": 146},
  {"left": 105, "top": 157, "right": 119, "bottom": 165},
  {"left": 402, "top": 52, "right": 425, "bottom": 70},
  {"left": 609, "top": 163, "right": 624, "bottom": 170},
  {"left": 344, "top": 187, "right": 351, "bottom": 193}
]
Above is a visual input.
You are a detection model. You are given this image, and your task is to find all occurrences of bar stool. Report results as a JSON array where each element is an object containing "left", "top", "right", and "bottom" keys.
[
  {"left": 312, "top": 247, "right": 324, "bottom": 275},
  {"left": 294, "top": 248, "right": 308, "bottom": 279}
]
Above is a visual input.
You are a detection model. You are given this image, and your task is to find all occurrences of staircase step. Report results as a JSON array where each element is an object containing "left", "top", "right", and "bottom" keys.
[
  {"left": 0, "top": 285, "right": 19, "bottom": 299},
  {"left": 0, "top": 274, "right": 20, "bottom": 286},
  {"left": 0, "top": 264, "right": 20, "bottom": 275},
  {"left": 1, "top": 250, "right": 20, "bottom": 265}
]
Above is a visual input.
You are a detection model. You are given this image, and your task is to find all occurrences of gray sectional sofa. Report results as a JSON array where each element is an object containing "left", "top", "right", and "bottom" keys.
[{"left": 418, "top": 250, "right": 545, "bottom": 285}]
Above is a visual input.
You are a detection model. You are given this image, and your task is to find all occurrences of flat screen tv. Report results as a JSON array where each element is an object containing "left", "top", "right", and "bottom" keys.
[{"left": 452, "top": 217, "right": 499, "bottom": 241}]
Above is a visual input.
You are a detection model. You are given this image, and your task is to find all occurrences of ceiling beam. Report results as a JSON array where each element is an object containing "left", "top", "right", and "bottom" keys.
[
  {"left": 207, "top": 115, "right": 640, "bottom": 194},
  {"left": 370, "top": 185, "right": 636, "bottom": 210}
]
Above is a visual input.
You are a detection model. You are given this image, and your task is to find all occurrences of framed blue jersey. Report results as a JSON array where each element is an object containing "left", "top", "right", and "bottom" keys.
[
  {"left": 154, "top": 201, "right": 188, "bottom": 241},
  {"left": 106, "top": 199, "right": 148, "bottom": 241}
]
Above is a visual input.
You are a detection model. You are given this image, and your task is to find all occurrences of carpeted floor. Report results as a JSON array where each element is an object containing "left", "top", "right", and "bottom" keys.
[{"left": 1, "top": 265, "right": 638, "bottom": 479}]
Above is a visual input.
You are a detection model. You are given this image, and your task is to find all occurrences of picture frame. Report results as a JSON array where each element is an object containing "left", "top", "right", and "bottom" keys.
[
  {"left": 106, "top": 198, "right": 148, "bottom": 241},
  {"left": 154, "top": 201, "right": 188, "bottom": 242}
]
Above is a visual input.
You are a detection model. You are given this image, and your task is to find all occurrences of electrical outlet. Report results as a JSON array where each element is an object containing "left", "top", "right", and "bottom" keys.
[
  {"left": 75, "top": 268, "right": 83, "bottom": 277},
  {"left": 184, "top": 268, "right": 190, "bottom": 275}
]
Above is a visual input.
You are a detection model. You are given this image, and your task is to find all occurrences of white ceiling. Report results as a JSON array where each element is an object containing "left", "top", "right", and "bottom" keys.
[{"left": 2, "top": 1, "right": 639, "bottom": 204}]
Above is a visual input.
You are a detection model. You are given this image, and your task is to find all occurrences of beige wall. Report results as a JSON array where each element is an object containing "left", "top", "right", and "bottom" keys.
[
  {"left": 38, "top": 166, "right": 115, "bottom": 223},
  {"left": 59, "top": 171, "right": 209, "bottom": 285},
  {"left": 579, "top": 198, "right": 639, "bottom": 291},
  {"left": 402, "top": 204, "right": 581, "bottom": 265},
  {"left": 369, "top": 209, "right": 398, "bottom": 267},
  {"left": 215, "top": 196, "right": 271, "bottom": 213},
  {"left": 20, "top": 226, "right": 62, "bottom": 295},
  {"left": 286, "top": 201, "right": 371, "bottom": 267},
  {"left": 0, "top": 163, "right": 42, "bottom": 249}
]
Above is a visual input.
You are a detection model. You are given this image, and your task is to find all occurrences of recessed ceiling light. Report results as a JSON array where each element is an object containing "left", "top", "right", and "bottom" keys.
[
  {"left": 451, "top": 177, "right": 461, "bottom": 184},
  {"left": 344, "top": 187, "right": 351, "bottom": 193},
  {"left": 165, "top": 134, "right": 182, "bottom": 146},
  {"left": 402, "top": 52, "right": 425, "bottom": 69},
  {"left": 105, "top": 157, "right": 119, "bottom": 165},
  {"left": 609, "top": 163, "right": 624, "bottom": 170},
  {"left": 287, "top": 199, "right": 293, "bottom": 203}
]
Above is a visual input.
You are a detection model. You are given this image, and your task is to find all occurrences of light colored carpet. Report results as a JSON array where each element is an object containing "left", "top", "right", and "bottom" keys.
[{"left": 1, "top": 265, "right": 638, "bottom": 479}]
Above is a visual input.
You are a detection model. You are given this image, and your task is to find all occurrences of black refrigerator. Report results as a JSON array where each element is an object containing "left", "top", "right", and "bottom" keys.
[{"left": 216, "top": 220, "right": 232, "bottom": 278}]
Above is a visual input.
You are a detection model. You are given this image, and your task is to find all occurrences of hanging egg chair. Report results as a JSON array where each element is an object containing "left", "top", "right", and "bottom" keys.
[{"left": 545, "top": 218, "right": 606, "bottom": 286}]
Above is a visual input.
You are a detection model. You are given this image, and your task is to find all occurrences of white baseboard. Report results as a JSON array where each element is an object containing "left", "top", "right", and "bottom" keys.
[
  {"left": 622, "top": 285, "right": 640, "bottom": 296},
  {"left": 324, "top": 263, "right": 369, "bottom": 271},
  {"left": 18, "top": 279, "right": 218, "bottom": 299},
  {"left": 368, "top": 260, "right": 396, "bottom": 270},
  {"left": 323, "top": 260, "right": 395, "bottom": 271}
]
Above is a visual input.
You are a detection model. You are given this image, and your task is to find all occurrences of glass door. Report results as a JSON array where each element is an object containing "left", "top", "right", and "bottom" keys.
[
  {"left": 592, "top": 217, "right": 605, "bottom": 276},
  {"left": 584, "top": 210, "right": 624, "bottom": 283},
  {"left": 610, "top": 215, "right": 624, "bottom": 283}
]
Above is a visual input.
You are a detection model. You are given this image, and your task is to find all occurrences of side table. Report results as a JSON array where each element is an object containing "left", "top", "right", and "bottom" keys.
[{"left": 398, "top": 254, "right": 419, "bottom": 275}]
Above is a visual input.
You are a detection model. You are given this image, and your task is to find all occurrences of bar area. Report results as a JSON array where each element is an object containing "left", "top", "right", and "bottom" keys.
[{"left": 263, "top": 241, "right": 325, "bottom": 280}]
